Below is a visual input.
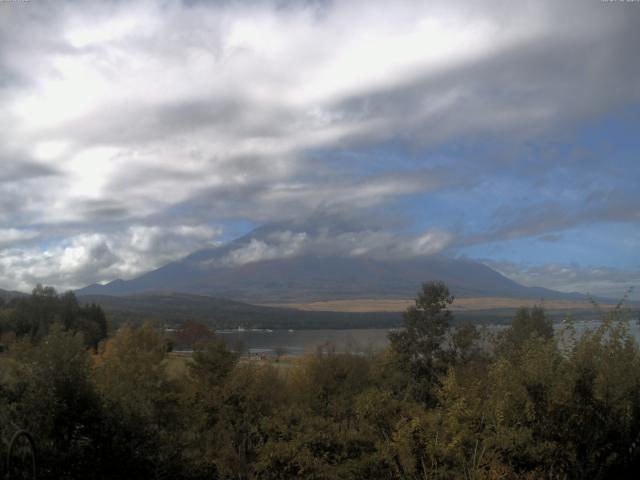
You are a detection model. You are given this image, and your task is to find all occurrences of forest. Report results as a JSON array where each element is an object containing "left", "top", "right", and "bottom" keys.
[{"left": 0, "top": 282, "right": 639, "bottom": 479}]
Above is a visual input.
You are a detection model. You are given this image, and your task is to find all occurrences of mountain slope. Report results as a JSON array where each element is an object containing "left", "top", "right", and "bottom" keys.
[
  {"left": 0, "top": 288, "right": 27, "bottom": 301},
  {"left": 77, "top": 226, "right": 582, "bottom": 303}
]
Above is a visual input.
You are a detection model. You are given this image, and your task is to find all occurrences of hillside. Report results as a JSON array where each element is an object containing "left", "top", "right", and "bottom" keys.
[
  {"left": 77, "top": 225, "right": 583, "bottom": 303},
  {"left": 77, "top": 292, "right": 402, "bottom": 329},
  {"left": 0, "top": 288, "right": 27, "bottom": 301},
  {"left": 78, "top": 291, "right": 617, "bottom": 330}
]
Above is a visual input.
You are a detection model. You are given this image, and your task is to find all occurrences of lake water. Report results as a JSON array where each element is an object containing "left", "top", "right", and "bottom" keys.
[
  {"left": 214, "top": 319, "right": 640, "bottom": 357},
  {"left": 216, "top": 328, "right": 392, "bottom": 356}
]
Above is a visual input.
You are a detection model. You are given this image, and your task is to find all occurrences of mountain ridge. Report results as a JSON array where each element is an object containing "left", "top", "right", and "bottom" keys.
[
  {"left": 0, "top": 288, "right": 28, "bottom": 301},
  {"left": 77, "top": 225, "right": 585, "bottom": 303}
]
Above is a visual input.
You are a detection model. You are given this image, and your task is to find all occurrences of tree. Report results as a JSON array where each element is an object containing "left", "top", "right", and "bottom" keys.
[
  {"left": 257, "top": 353, "right": 381, "bottom": 480},
  {"left": 1, "top": 324, "right": 103, "bottom": 478},
  {"left": 93, "top": 322, "right": 185, "bottom": 478},
  {"left": 451, "top": 321, "right": 483, "bottom": 365},
  {"left": 1, "top": 286, "right": 108, "bottom": 348},
  {"left": 505, "top": 305, "right": 553, "bottom": 349},
  {"left": 190, "top": 336, "right": 239, "bottom": 388},
  {"left": 389, "top": 281, "right": 454, "bottom": 405},
  {"left": 174, "top": 320, "right": 217, "bottom": 349},
  {"left": 80, "top": 302, "right": 109, "bottom": 349}
]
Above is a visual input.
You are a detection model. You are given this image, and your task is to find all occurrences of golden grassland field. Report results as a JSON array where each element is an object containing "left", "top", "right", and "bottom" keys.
[{"left": 262, "top": 297, "right": 616, "bottom": 312}]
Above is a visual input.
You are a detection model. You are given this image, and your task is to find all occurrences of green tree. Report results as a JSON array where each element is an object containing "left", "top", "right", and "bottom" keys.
[
  {"left": 93, "top": 322, "right": 185, "bottom": 479},
  {"left": 389, "top": 281, "right": 454, "bottom": 405},
  {"left": 190, "top": 335, "right": 239, "bottom": 388},
  {"left": 2, "top": 286, "right": 108, "bottom": 348},
  {"left": 0, "top": 324, "right": 103, "bottom": 478},
  {"left": 194, "top": 363, "right": 285, "bottom": 479},
  {"left": 503, "top": 305, "right": 553, "bottom": 350},
  {"left": 257, "top": 352, "right": 385, "bottom": 479},
  {"left": 451, "top": 322, "right": 484, "bottom": 365}
]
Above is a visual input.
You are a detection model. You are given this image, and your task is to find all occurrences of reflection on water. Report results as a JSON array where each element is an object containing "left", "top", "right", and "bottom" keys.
[{"left": 213, "top": 318, "right": 640, "bottom": 357}]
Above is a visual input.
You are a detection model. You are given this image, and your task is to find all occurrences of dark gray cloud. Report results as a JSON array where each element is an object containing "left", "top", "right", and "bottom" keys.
[
  {"left": 329, "top": 20, "right": 640, "bottom": 149},
  {"left": 54, "top": 96, "right": 291, "bottom": 146},
  {"left": 164, "top": 169, "right": 443, "bottom": 224},
  {"left": 0, "top": 151, "right": 58, "bottom": 182},
  {"left": 77, "top": 199, "right": 132, "bottom": 222}
]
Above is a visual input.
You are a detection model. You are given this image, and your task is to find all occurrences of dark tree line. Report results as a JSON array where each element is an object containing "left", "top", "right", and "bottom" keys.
[{"left": 0, "top": 285, "right": 108, "bottom": 349}]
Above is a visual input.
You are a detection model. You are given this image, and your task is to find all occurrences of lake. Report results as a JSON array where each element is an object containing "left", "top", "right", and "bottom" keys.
[
  {"left": 214, "top": 318, "right": 640, "bottom": 357},
  {"left": 216, "top": 328, "right": 392, "bottom": 356}
]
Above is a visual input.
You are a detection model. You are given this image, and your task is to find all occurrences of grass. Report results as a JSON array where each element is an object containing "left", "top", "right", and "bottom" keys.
[
  {"left": 165, "top": 352, "right": 298, "bottom": 380},
  {"left": 262, "top": 297, "right": 617, "bottom": 313},
  {"left": 165, "top": 353, "right": 193, "bottom": 379}
]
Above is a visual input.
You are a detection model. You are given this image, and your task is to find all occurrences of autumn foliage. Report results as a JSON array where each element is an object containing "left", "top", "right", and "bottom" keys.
[{"left": 0, "top": 282, "right": 639, "bottom": 479}]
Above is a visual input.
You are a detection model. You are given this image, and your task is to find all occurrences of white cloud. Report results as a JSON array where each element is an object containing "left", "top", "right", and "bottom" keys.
[
  {"left": 222, "top": 231, "right": 308, "bottom": 266},
  {"left": 219, "top": 227, "right": 453, "bottom": 266},
  {"left": 0, "top": 224, "right": 222, "bottom": 291},
  {"left": 406, "top": 230, "right": 454, "bottom": 256},
  {"left": 486, "top": 260, "right": 640, "bottom": 301}
]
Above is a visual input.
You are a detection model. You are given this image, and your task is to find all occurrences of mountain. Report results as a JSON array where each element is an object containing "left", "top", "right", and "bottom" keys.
[
  {"left": 0, "top": 288, "right": 27, "bottom": 301},
  {"left": 77, "top": 224, "right": 582, "bottom": 303}
]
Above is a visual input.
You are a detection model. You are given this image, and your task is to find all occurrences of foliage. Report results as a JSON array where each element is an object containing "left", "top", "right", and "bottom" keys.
[
  {"left": 0, "top": 285, "right": 107, "bottom": 348},
  {"left": 0, "top": 324, "right": 102, "bottom": 479},
  {"left": 501, "top": 305, "right": 553, "bottom": 349},
  {"left": 92, "top": 321, "right": 188, "bottom": 479},
  {"left": 0, "top": 283, "right": 639, "bottom": 479},
  {"left": 389, "top": 281, "right": 455, "bottom": 405}
]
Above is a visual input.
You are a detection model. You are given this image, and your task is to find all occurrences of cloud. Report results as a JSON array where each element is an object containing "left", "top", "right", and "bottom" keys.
[
  {"left": 0, "top": 151, "right": 58, "bottom": 182},
  {"left": 3, "top": 0, "right": 638, "bottom": 228},
  {"left": 221, "top": 232, "right": 308, "bottom": 266},
  {"left": 0, "top": 0, "right": 638, "bottom": 290},
  {"left": 0, "top": 228, "right": 39, "bottom": 248},
  {"left": 462, "top": 189, "right": 640, "bottom": 246},
  {"left": 219, "top": 226, "right": 453, "bottom": 266},
  {"left": 0, "top": 224, "right": 222, "bottom": 291},
  {"left": 486, "top": 260, "right": 640, "bottom": 301}
]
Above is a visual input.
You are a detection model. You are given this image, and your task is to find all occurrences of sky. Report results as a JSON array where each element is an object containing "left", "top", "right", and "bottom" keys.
[{"left": 0, "top": 0, "right": 639, "bottom": 299}]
